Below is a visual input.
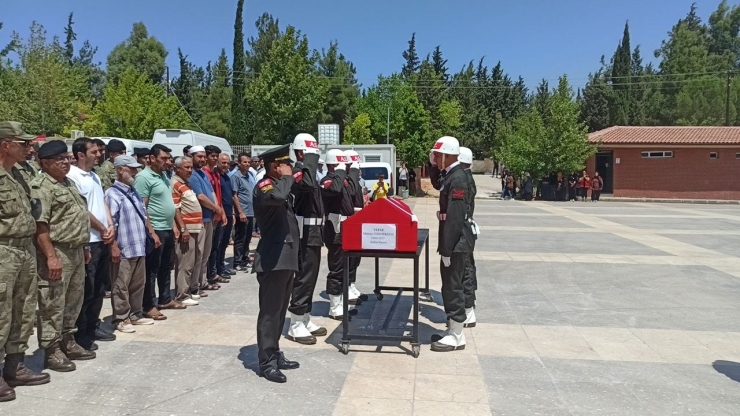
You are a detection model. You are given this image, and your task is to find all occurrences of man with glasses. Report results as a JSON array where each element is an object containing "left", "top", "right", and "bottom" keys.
[
  {"left": 0, "top": 122, "right": 50, "bottom": 402},
  {"left": 32, "top": 140, "right": 94, "bottom": 371}
]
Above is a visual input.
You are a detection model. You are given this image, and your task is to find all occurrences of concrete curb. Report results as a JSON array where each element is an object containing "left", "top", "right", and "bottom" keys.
[{"left": 599, "top": 197, "right": 740, "bottom": 205}]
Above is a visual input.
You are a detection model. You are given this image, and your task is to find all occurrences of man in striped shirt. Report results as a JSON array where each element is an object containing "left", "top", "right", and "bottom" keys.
[
  {"left": 105, "top": 156, "right": 155, "bottom": 333},
  {"left": 171, "top": 156, "right": 203, "bottom": 306}
]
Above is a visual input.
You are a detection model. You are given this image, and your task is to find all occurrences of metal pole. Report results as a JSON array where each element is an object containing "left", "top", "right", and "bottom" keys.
[
  {"left": 726, "top": 70, "right": 731, "bottom": 126},
  {"left": 386, "top": 105, "right": 390, "bottom": 144},
  {"left": 165, "top": 66, "right": 170, "bottom": 98}
]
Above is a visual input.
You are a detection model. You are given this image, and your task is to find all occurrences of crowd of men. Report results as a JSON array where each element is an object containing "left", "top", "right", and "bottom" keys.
[{"left": 0, "top": 120, "right": 481, "bottom": 394}]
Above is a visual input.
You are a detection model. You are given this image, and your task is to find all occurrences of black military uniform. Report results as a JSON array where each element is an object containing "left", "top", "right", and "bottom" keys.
[
  {"left": 462, "top": 165, "right": 478, "bottom": 315},
  {"left": 320, "top": 166, "right": 355, "bottom": 317},
  {"left": 252, "top": 144, "right": 301, "bottom": 383},
  {"left": 346, "top": 165, "right": 367, "bottom": 302},
  {"left": 434, "top": 162, "right": 474, "bottom": 338},
  {"left": 288, "top": 152, "right": 327, "bottom": 333}
]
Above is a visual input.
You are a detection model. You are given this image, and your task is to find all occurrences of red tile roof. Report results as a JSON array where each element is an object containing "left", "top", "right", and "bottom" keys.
[{"left": 588, "top": 126, "right": 740, "bottom": 145}]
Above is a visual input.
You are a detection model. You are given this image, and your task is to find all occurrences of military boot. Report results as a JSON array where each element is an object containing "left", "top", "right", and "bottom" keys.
[
  {"left": 61, "top": 334, "right": 96, "bottom": 361},
  {"left": 3, "top": 353, "right": 50, "bottom": 387},
  {"left": 44, "top": 343, "right": 76, "bottom": 372},
  {"left": 0, "top": 373, "right": 16, "bottom": 402}
]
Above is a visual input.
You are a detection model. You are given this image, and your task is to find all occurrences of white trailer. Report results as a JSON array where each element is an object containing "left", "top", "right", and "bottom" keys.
[{"left": 250, "top": 143, "right": 396, "bottom": 167}]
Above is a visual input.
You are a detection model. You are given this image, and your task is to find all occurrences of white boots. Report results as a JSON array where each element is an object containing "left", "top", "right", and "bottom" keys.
[
  {"left": 347, "top": 283, "right": 368, "bottom": 304},
  {"left": 287, "top": 313, "right": 316, "bottom": 345},
  {"left": 303, "top": 313, "right": 327, "bottom": 336},
  {"left": 463, "top": 307, "right": 476, "bottom": 328},
  {"left": 329, "top": 294, "right": 357, "bottom": 320},
  {"left": 431, "top": 319, "right": 466, "bottom": 352}
]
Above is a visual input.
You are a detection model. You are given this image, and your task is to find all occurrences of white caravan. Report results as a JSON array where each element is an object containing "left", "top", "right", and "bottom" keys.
[{"left": 151, "top": 129, "right": 233, "bottom": 158}]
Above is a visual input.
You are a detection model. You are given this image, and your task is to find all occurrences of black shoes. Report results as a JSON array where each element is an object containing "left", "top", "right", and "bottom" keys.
[
  {"left": 260, "top": 368, "right": 287, "bottom": 383},
  {"left": 95, "top": 327, "right": 116, "bottom": 342},
  {"left": 277, "top": 352, "right": 300, "bottom": 370}
]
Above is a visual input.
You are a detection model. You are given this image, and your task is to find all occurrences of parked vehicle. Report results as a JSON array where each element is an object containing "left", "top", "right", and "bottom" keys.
[
  {"left": 360, "top": 162, "right": 395, "bottom": 197},
  {"left": 92, "top": 137, "right": 152, "bottom": 157},
  {"left": 151, "top": 129, "right": 233, "bottom": 157}
]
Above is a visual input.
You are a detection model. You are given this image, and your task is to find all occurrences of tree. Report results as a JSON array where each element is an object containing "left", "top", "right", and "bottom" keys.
[
  {"left": 231, "top": 0, "right": 247, "bottom": 143},
  {"left": 244, "top": 26, "right": 329, "bottom": 144},
  {"left": 198, "top": 49, "right": 232, "bottom": 139},
  {"left": 401, "top": 33, "right": 420, "bottom": 78},
  {"left": 610, "top": 22, "right": 632, "bottom": 125},
  {"left": 79, "top": 69, "right": 191, "bottom": 140},
  {"left": 106, "top": 22, "right": 167, "bottom": 85},
  {"left": 343, "top": 113, "right": 374, "bottom": 144},
  {"left": 0, "top": 23, "right": 15, "bottom": 59},
  {"left": 431, "top": 46, "right": 448, "bottom": 80},
  {"left": 63, "top": 13, "right": 76, "bottom": 65},
  {"left": 172, "top": 48, "right": 199, "bottom": 116},
  {"left": 580, "top": 70, "right": 612, "bottom": 132},
  {"left": 318, "top": 41, "right": 360, "bottom": 138}
]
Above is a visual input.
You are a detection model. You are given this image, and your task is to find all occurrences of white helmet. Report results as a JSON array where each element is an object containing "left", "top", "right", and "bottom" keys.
[
  {"left": 459, "top": 147, "right": 473, "bottom": 164},
  {"left": 344, "top": 149, "right": 361, "bottom": 169},
  {"left": 325, "top": 149, "right": 349, "bottom": 165},
  {"left": 431, "top": 136, "right": 460, "bottom": 155},
  {"left": 292, "top": 133, "right": 319, "bottom": 154}
]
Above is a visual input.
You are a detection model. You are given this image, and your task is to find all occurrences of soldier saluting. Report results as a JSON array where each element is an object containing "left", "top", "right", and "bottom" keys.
[
  {"left": 428, "top": 136, "right": 474, "bottom": 352},
  {"left": 252, "top": 144, "right": 301, "bottom": 384},
  {"left": 286, "top": 134, "right": 327, "bottom": 345}
]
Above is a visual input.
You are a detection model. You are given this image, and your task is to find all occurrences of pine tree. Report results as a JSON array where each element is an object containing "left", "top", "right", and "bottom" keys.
[
  {"left": 431, "top": 46, "right": 448, "bottom": 80},
  {"left": 401, "top": 33, "right": 420, "bottom": 78},
  {"left": 63, "top": 13, "right": 76, "bottom": 65},
  {"left": 231, "top": 0, "right": 247, "bottom": 143}
]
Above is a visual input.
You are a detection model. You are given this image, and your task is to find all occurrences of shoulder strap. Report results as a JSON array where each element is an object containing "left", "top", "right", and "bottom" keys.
[{"left": 111, "top": 185, "right": 148, "bottom": 225}]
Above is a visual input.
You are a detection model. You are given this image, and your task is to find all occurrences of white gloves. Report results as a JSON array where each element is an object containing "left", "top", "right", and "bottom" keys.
[
  {"left": 442, "top": 256, "right": 451, "bottom": 267},
  {"left": 429, "top": 152, "right": 437, "bottom": 167}
]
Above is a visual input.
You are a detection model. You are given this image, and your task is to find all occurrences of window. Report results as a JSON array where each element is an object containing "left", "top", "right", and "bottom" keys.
[
  {"left": 641, "top": 151, "right": 673, "bottom": 158},
  {"left": 736, "top": 153, "right": 740, "bottom": 159},
  {"left": 710, "top": 152, "right": 719, "bottom": 159},
  {"left": 364, "top": 155, "right": 381, "bottom": 163}
]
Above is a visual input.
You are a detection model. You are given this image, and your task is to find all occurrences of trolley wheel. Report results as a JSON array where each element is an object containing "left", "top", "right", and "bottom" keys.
[
  {"left": 411, "top": 344, "right": 420, "bottom": 358},
  {"left": 376, "top": 293, "right": 384, "bottom": 301},
  {"left": 340, "top": 342, "right": 350, "bottom": 355}
]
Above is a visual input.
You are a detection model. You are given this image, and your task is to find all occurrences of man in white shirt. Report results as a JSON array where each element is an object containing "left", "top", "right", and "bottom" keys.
[{"left": 67, "top": 138, "right": 116, "bottom": 350}]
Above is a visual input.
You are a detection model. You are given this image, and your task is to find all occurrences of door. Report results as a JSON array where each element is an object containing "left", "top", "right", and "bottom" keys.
[{"left": 595, "top": 152, "right": 614, "bottom": 194}]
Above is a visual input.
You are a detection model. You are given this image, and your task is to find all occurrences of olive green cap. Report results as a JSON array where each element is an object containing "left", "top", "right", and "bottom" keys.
[{"left": 0, "top": 121, "right": 35, "bottom": 141}]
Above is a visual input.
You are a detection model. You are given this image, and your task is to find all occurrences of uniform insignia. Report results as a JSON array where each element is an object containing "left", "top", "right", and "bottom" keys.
[
  {"left": 344, "top": 179, "right": 349, "bottom": 187},
  {"left": 258, "top": 178, "right": 273, "bottom": 193},
  {"left": 322, "top": 179, "right": 332, "bottom": 189},
  {"left": 31, "top": 198, "right": 41, "bottom": 220},
  {"left": 293, "top": 171, "right": 304, "bottom": 182},
  {"left": 452, "top": 188, "right": 466, "bottom": 199}
]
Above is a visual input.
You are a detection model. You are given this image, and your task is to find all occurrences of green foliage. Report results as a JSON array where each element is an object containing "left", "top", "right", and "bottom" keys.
[
  {"left": 318, "top": 41, "right": 360, "bottom": 138},
  {"left": 500, "top": 76, "right": 595, "bottom": 179},
  {"left": 79, "top": 69, "right": 191, "bottom": 140},
  {"left": 343, "top": 113, "right": 374, "bottom": 144},
  {"left": 401, "top": 33, "right": 420, "bottom": 78},
  {"left": 198, "top": 49, "right": 231, "bottom": 139},
  {"left": 106, "top": 22, "right": 167, "bottom": 85},
  {"left": 231, "top": 0, "right": 247, "bottom": 143}
]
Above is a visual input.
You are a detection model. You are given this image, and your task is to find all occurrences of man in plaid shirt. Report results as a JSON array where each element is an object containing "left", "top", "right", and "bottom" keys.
[{"left": 105, "top": 156, "right": 156, "bottom": 333}]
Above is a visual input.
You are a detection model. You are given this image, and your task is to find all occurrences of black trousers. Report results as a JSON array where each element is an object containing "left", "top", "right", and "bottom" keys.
[
  {"left": 441, "top": 252, "right": 467, "bottom": 323},
  {"left": 591, "top": 190, "right": 601, "bottom": 201},
  {"left": 75, "top": 242, "right": 110, "bottom": 348},
  {"left": 462, "top": 252, "right": 477, "bottom": 309},
  {"left": 233, "top": 216, "right": 254, "bottom": 267},
  {"left": 289, "top": 244, "right": 321, "bottom": 315},
  {"left": 325, "top": 242, "right": 344, "bottom": 296},
  {"left": 144, "top": 229, "right": 174, "bottom": 311},
  {"left": 208, "top": 221, "right": 223, "bottom": 280},
  {"left": 257, "top": 270, "right": 294, "bottom": 371}
]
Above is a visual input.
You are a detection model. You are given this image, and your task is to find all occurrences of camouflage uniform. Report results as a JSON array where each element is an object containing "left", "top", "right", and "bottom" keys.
[
  {"left": 14, "top": 161, "right": 39, "bottom": 187},
  {"left": 31, "top": 172, "right": 90, "bottom": 349},
  {"left": 94, "top": 160, "right": 116, "bottom": 191},
  {"left": 0, "top": 167, "right": 37, "bottom": 356}
]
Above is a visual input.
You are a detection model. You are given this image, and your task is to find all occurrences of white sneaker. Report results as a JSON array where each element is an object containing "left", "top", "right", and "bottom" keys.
[
  {"left": 190, "top": 292, "right": 201, "bottom": 300},
  {"left": 463, "top": 307, "right": 477, "bottom": 328},
  {"left": 181, "top": 298, "right": 199, "bottom": 306},
  {"left": 132, "top": 317, "right": 155, "bottom": 325},
  {"left": 431, "top": 320, "right": 466, "bottom": 352},
  {"left": 287, "top": 313, "right": 316, "bottom": 344},
  {"left": 116, "top": 319, "right": 136, "bottom": 333}
]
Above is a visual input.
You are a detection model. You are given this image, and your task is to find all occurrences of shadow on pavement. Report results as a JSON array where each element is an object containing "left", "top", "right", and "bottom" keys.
[
  {"left": 237, "top": 344, "right": 260, "bottom": 374},
  {"left": 713, "top": 360, "right": 740, "bottom": 382}
]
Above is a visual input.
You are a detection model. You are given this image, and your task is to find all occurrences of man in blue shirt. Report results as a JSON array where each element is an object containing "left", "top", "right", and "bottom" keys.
[
  {"left": 230, "top": 153, "right": 256, "bottom": 271},
  {"left": 187, "top": 146, "right": 225, "bottom": 292},
  {"left": 212, "top": 153, "right": 236, "bottom": 278}
]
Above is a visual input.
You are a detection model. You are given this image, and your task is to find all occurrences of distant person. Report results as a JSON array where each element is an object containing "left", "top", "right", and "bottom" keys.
[
  {"left": 398, "top": 164, "right": 408, "bottom": 194},
  {"left": 408, "top": 167, "right": 417, "bottom": 196},
  {"left": 568, "top": 172, "right": 578, "bottom": 202},
  {"left": 591, "top": 171, "right": 603, "bottom": 202},
  {"left": 371, "top": 174, "right": 389, "bottom": 200},
  {"left": 578, "top": 170, "right": 590, "bottom": 202},
  {"left": 522, "top": 173, "right": 533, "bottom": 201}
]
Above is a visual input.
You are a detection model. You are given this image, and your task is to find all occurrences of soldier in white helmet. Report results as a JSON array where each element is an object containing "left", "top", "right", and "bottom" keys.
[
  {"left": 342, "top": 149, "right": 368, "bottom": 306},
  {"left": 457, "top": 147, "right": 478, "bottom": 328},
  {"left": 319, "top": 149, "right": 358, "bottom": 320},
  {"left": 427, "top": 136, "right": 474, "bottom": 352},
  {"left": 285, "top": 134, "right": 327, "bottom": 345}
]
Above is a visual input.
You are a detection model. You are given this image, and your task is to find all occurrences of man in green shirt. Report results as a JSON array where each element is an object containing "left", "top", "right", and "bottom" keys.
[{"left": 132, "top": 144, "right": 181, "bottom": 321}]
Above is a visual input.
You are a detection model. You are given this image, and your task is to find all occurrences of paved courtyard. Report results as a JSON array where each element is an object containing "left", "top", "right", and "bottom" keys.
[{"left": 5, "top": 185, "right": 740, "bottom": 415}]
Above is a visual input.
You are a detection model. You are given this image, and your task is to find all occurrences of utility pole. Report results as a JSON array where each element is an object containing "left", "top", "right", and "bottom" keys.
[
  {"left": 165, "top": 65, "right": 170, "bottom": 98},
  {"left": 726, "top": 69, "right": 732, "bottom": 126}
]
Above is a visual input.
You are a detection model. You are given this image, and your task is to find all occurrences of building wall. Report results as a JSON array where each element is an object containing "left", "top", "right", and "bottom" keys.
[{"left": 587, "top": 146, "right": 740, "bottom": 200}]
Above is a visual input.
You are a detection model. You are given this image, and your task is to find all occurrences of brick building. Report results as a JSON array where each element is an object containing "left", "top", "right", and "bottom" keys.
[{"left": 586, "top": 126, "right": 740, "bottom": 200}]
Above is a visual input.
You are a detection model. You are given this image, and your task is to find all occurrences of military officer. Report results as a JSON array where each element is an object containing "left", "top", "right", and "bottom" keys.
[
  {"left": 428, "top": 136, "right": 474, "bottom": 352},
  {"left": 253, "top": 144, "right": 301, "bottom": 383},
  {"left": 320, "top": 149, "right": 358, "bottom": 320},
  {"left": 343, "top": 150, "right": 368, "bottom": 305},
  {"left": 0, "top": 122, "right": 50, "bottom": 402},
  {"left": 286, "top": 134, "right": 327, "bottom": 345},
  {"left": 32, "top": 140, "right": 94, "bottom": 372},
  {"left": 458, "top": 147, "right": 478, "bottom": 328},
  {"left": 95, "top": 139, "right": 126, "bottom": 191}
]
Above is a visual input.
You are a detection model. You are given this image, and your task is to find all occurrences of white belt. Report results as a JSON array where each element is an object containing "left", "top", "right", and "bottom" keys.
[
  {"left": 304, "top": 217, "right": 324, "bottom": 226},
  {"left": 353, "top": 207, "right": 362, "bottom": 213},
  {"left": 437, "top": 211, "right": 447, "bottom": 221},
  {"left": 327, "top": 213, "right": 348, "bottom": 234}
]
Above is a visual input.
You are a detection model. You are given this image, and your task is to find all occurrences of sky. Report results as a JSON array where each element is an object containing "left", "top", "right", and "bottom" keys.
[{"left": 2, "top": 0, "right": 737, "bottom": 92}]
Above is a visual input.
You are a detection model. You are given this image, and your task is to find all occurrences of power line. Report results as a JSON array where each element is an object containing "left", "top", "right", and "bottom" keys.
[{"left": 169, "top": 88, "right": 204, "bottom": 133}]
